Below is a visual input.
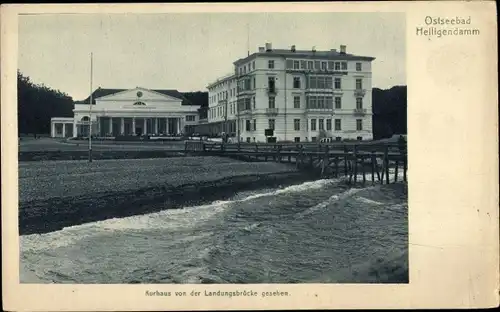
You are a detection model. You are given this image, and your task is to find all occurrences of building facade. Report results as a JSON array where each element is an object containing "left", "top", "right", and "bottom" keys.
[
  {"left": 51, "top": 87, "right": 200, "bottom": 138},
  {"left": 206, "top": 43, "right": 375, "bottom": 143}
]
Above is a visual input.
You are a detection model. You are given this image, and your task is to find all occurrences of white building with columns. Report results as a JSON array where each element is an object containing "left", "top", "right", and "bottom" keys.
[
  {"left": 206, "top": 43, "right": 376, "bottom": 143},
  {"left": 51, "top": 87, "right": 200, "bottom": 138}
]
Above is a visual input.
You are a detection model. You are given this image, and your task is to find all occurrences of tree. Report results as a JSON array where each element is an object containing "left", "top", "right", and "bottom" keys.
[
  {"left": 17, "top": 71, "right": 74, "bottom": 135},
  {"left": 372, "top": 86, "right": 407, "bottom": 140}
]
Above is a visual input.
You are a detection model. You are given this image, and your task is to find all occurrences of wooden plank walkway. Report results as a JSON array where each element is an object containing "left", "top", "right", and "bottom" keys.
[{"left": 184, "top": 141, "right": 408, "bottom": 184}]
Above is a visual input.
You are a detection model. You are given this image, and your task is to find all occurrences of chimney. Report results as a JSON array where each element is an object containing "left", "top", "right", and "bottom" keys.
[
  {"left": 265, "top": 42, "right": 273, "bottom": 52},
  {"left": 291, "top": 45, "right": 296, "bottom": 52},
  {"left": 330, "top": 49, "right": 337, "bottom": 53},
  {"left": 312, "top": 46, "right": 316, "bottom": 52},
  {"left": 258, "top": 46, "right": 265, "bottom": 52},
  {"left": 340, "top": 45, "right": 346, "bottom": 54}
]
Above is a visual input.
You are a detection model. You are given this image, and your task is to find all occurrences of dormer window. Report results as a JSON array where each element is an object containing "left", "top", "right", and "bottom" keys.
[{"left": 133, "top": 101, "right": 146, "bottom": 106}]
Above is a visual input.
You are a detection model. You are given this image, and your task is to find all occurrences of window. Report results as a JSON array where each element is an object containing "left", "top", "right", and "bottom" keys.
[
  {"left": 356, "top": 119, "right": 363, "bottom": 131},
  {"left": 246, "top": 120, "right": 251, "bottom": 131},
  {"left": 307, "top": 61, "right": 313, "bottom": 69},
  {"left": 294, "top": 137, "right": 301, "bottom": 143},
  {"left": 253, "top": 77, "right": 256, "bottom": 90},
  {"left": 81, "top": 116, "right": 90, "bottom": 122},
  {"left": 286, "top": 60, "right": 293, "bottom": 69},
  {"left": 268, "top": 119, "right": 275, "bottom": 130},
  {"left": 356, "top": 79, "right": 363, "bottom": 90},
  {"left": 186, "top": 115, "right": 196, "bottom": 122},
  {"left": 293, "top": 96, "right": 300, "bottom": 108},
  {"left": 319, "top": 119, "right": 324, "bottom": 130},
  {"left": 133, "top": 101, "right": 146, "bottom": 106},
  {"left": 335, "top": 97, "right": 342, "bottom": 109},
  {"left": 253, "top": 119, "right": 256, "bottom": 131},
  {"left": 356, "top": 62, "right": 362, "bottom": 71},
  {"left": 341, "top": 62, "right": 348, "bottom": 70},
  {"left": 336, "top": 136, "right": 342, "bottom": 141},
  {"left": 321, "top": 61, "right": 327, "bottom": 70},
  {"left": 356, "top": 98, "right": 363, "bottom": 109},
  {"left": 293, "top": 60, "right": 300, "bottom": 69},
  {"left": 300, "top": 60, "right": 307, "bottom": 69},
  {"left": 326, "top": 119, "right": 332, "bottom": 130},
  {"left": 252, "top": 61, "right": 255, "bottom": 70},
  {"left": 268, "top": 60, "right": 275, "bottom": 69},
  {"left": 293, "top": 77, "right": 301, "bottom": 89},
  {"left": 310, "top": 119, "right": 317, "bottom": 131},
  {"left": 335, "top": 62, "right": 341, "bottom": 71},
  {"left": 335, "top": 119, "right": 341, "bottom": 131},
  {"left": 246, "top": 137, "right": 251, "bottom": 143},
  {"left": 334, "top": 78, "right": 342, "bottom": 89},
  {"left": 328, "top": 61, "right": 334, "bottom": 70},
  {"left": 308, "top": 76, "right": 333, "bottom": 89},
  {"left": 252, "top": 96, "right": 256, "bottom": 109},
  {"left": 311, "top": 137, "right": 317, "bottom": 142},
  {"left": 314, "top": 60, "right": 320, "bottom": 70},
  {"left": 294, "top": 119, "right": 300, "bottom": 131},
  {"left": 268, "top": 77, "right": 276, "bottom": 92},
  {"left": 357, "top": 136, "right": 363, "bottom": 141},
  {"left": 306, "top": 96, "right": 333, "bottom": 109},
  {"left": 268, "top": 97, "right": 275, "bottom": 108}
]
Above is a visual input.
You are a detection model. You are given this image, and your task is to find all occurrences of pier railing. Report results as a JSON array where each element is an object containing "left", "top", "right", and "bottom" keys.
[{"left": 184, "top": 141, "right": 407, "bottom": 184}]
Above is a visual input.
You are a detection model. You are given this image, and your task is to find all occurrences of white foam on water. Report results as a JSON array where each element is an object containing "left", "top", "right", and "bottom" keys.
[
  {"left": 21, "top": 178, "right": 340, "bottom": 253},
  {"left": 354, "top": 196, "right": 384, "bottom": 206},
  {"left": 297, "top": 187, "right": 364, "bottom": 218}
]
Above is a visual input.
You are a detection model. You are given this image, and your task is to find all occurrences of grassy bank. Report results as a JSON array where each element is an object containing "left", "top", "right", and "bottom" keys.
[{"left": 19, "top": 157, "right": 319, "bottom": 235}]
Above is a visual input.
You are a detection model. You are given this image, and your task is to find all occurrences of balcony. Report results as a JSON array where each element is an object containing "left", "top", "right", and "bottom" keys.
[
  {"left": 266, "top": 108, "right": 279, "bottom": 115},
  {"left": 353, "top": 108, "right": 367, "bottom": 115},
  {"left": 354, "top": 89, "right": 366, "bottom": 97}
]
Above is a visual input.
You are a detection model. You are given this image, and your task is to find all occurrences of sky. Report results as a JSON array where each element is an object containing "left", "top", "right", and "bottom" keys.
[{"left": 18, "top": 12, "right": 406, "bottom": 101}]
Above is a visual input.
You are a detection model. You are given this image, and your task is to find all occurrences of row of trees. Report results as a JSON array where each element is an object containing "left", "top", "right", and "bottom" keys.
[
  {"left": 17, "top": 70, "right": 406, "bottom": 139},
  {"left": 18, "top": 71, "right": 73, "bottom": 135}
]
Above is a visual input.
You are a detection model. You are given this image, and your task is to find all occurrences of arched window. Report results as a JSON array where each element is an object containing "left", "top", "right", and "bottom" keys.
[
  {"left": 133, "top": 101, "right": 146, "bottom": 106},
  {"left": 81, "top": 116, "right": 90, "bottom": 122}
]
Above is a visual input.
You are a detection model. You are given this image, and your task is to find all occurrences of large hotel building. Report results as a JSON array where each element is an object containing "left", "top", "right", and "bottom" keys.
[
  {"left": 206, "top": 43, "right": 375, "bottom": 143},
  {"left": 50, "top": 43, "right": 375, "bottom": 143}
]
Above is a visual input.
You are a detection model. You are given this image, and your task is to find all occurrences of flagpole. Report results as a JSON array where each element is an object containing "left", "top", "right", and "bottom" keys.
[{"left": 88, "top": 52, "right": 93, "bottom": 163}]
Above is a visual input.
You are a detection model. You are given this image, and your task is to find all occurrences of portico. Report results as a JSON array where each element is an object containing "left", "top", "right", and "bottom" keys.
[{"left": 58, "top": 87, "right": 200, "bottom": 138}]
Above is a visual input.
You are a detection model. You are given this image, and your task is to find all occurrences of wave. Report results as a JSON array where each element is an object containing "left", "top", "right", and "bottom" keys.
[{"left": 20, "top": 178, "right": 341, "bottom": 253}]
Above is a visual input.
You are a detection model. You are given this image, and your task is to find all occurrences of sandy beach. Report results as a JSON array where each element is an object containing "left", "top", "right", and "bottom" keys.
[{"left": 19, "top": 157, "right": 316, "bottom": 235}]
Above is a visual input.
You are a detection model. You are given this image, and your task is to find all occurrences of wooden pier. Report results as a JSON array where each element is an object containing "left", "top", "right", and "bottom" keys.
[{"left": 184, "top": 140, "right": 407, "bottom": 184}]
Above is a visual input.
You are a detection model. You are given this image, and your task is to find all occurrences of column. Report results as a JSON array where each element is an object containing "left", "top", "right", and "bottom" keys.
[
  {"left": 132, "top": 117, "right": 136, "bottom": 135},
  {"left": 166, "top": 118, "right": 170, "bottom": 135},
  {"left": 154, "top": 118, "right": 158, "bottom": 134},
  {"left": 109, "top": 117, "right": 113, "bottom": 136},
  {"left": 120, "top": 118, "right": 125, "bottom": 135},
  {"left": 73, "top": 121, "right": 77, "bottom": 138},
  {"left": 177, "top": 118, "right": 180, "bottom": 135},
  {"left": 51, "top": 122, "right": 55, "bottom": 137},
  {"left": 143, "top": 118, "right": 147, "bottom": 134},
  {"left": 62, "top": 123, "right": 66, "bottom": 138}
]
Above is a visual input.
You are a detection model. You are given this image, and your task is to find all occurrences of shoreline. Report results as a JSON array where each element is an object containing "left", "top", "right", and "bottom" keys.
[{"left": 20, "top": 167, "right": 321, "bottom": 235}]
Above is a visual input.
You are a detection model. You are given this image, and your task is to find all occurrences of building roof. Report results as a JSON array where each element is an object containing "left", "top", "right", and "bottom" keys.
[
  {"left": 75, "top": 88, "right": 200, "bottom": 105},
  {"left": 233, "top": 48, "right": 375, "bottom": 65}
]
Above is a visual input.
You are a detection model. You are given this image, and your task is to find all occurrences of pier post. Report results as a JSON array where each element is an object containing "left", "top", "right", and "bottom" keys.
[
  {"left": 394, "top": 159, "right": 399, "bottom": 183},
  {"left": 353, "top": 145, "right": 358, "bottom": 184},
  {"left": 371, "top": 151, "right": 376, "bottom": 185},
  {"left": 403, "top": 154, "right": 408, "bottom": 182},
  {"left": 334, "top": 156, "right": 339, "bottom": 178},
  {"left": 384, "top": 146, "right": 390, "bottom": 184},
  {"left": 343, "top": 144, "right": 348, "bottom": 176}
]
